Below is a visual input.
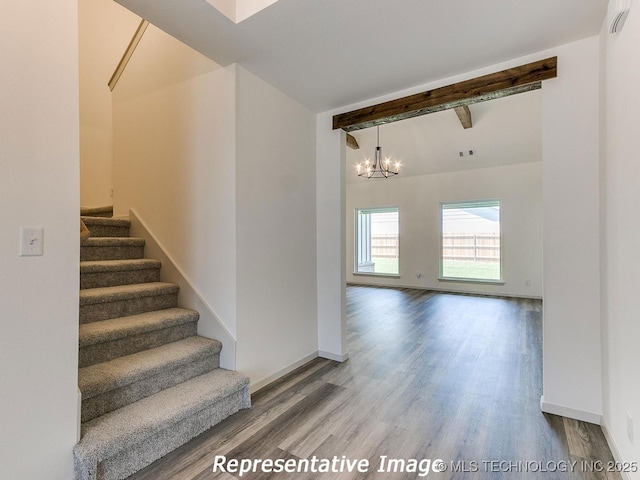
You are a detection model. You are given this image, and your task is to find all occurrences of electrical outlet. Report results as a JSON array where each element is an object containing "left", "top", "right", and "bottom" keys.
[
  {"left": 524, "top": 280, "right": 531, "bottom": 287},
  {"left": 627, "top": 412, "right": 634, "bottom": 444},
  {"left": 110, "top": 187, "right": 114, "bottom": 198}
]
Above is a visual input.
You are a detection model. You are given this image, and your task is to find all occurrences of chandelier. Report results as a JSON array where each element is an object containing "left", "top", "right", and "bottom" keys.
[{"left": 356, "top": 125, "right": 400, "bottom": 178}]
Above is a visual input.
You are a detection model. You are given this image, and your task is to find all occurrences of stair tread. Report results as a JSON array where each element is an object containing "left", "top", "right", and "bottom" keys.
[
  {"left": 79, "top": 336, "right": 222, "bottom": 398},
  {"left": 81, "top": 237, "right": 145, "bottom": 247},
  {"left": 80, "top": 258, "right": 161, "bottom": 274},
  {"left": 74, "top": 369, "right": 249, "bottom": 462},
  {"left": 81, "top": 216, "right": 130, "bottom": 227},
  {"left": 79, "top": 308, "right": 198, "bottom": 347},
  {"left": 79, "top": 282, "right": 179, "bottom": 306}
]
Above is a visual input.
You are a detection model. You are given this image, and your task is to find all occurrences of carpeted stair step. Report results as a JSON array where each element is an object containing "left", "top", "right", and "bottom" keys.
[
  {"left": 81, "top": 205, "right": 114, "bottom": 218},
  {"left": 81, "top": 217, "right": 131, "bottom": 238},
  {"left": 81, "top": 237, "right": 145, "bottom": 262},
  {"left": 79, "top": 308, "right": 199, "bottom": 368},
  {"left": 74, "top": 368, "right": 250, "bottom": 480},
  {"left": 79, "top": 336, "right": 221, "bottom": 422},
  {"left": 80, "top": 259, "right": 161, "bottom": 290},
  {"left": 80, "top": 282, "right": 179, "bottom": 324}
]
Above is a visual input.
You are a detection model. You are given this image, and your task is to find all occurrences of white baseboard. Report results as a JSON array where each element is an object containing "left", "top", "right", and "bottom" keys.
[
  {"left": 347, "top": 280, "right": 542, "bottom": 300},
  {"left": 601, "top": 417, "right": 633, "bottom": 480},
  {"left": 77, "top": 387, "right": 82, "bottom": 442},
  {"left": 540, "top": 395, "right": 602, "bottom": 425},
  {"left": 250, "top": 351, "right": 320, "bottom": 393},
  {"left": 319, "top": 350, "right": 350, "bottom": 362}
]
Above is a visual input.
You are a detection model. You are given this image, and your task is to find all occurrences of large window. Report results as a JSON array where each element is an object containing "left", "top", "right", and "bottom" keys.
[
  {"left": 440, "top": 200, "right": 501, "bottom": 282},
  {"left": 355, "top": 207, "right": 399, "bottom": 275}
]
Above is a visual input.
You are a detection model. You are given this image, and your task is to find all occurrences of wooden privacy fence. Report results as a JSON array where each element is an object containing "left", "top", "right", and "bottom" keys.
[
  {"left": 371, "top": 233, "right": 500, "bottom": 261},
  {"left": 371, "top": 234, "right": 399, "bottom": 258},
  {"left": 442, "top": 233, "right": 500, "bottom": 262}
]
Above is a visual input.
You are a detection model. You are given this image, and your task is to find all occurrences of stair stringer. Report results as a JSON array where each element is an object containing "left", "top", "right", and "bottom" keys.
[{"left": 127, "top": 209, "right": 237, "bottom": 370}]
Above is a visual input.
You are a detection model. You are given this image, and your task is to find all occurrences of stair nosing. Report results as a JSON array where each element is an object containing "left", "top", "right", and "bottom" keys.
[
  {"left": 80, "top": 259, "right": 161, "bottom": 274},
  {"left": 79, "top": 308, "right": 199, "bottom": 347},
  {"left": 79, "top": 336, "right": 222, "bottom": 398},
  {"left": 79, "top": 282, "right": 179, "bottom": 306},
  {"left": 81, "top": 216, "right": 131, "bottom": 226},
  {"left": 81, "top": 237, "right": 145, "bottom": 247},
  {"left": 80, "top": 206, "right": 113, "bottom": 216}
]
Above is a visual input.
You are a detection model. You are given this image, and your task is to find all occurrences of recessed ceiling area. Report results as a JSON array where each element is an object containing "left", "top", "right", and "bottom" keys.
[
  {"left": 205, "top": 0, "right": 279, "bottom": 24},
  {"left": 116, "top": 0, "right": 606, "bottom": 112},
  {"left": 346, "top": 90, "right": 542, "bottom": 183}
]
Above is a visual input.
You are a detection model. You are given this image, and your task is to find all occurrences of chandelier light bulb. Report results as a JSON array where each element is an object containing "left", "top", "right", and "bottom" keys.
[{"left": 356, "top": 125, "right": 399, "bottom": 179}]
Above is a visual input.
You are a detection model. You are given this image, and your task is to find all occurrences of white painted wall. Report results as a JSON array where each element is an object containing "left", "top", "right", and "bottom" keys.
[
  {"left": 600, "top": 1, "right": 640, "bottom": 472},
  {"left": 0, "top": 1, "right": 79, "bottom": 478},
  {"left": 79, "top": 0, "right": 140, "bottom": 207},
  {"left": 323, "top": 37, "right": 603, "bottom": 422},
  {"left": 540, "top": 36, "right": 602, "bottom": 423},
  {"left": 112, "top": 25, "right": 239, "bottom": 340},
  {"left": 316, "top": 113, "right": 348, "bottom": 361},
  {"left": 112, "top": 30, "right": 319, "bottom": 386},
  {"left": 346, "top": 163, "right": 543, "bottom": 298},
  {"left": 235, "top": 66, "right": 319, "bottom": 386}
]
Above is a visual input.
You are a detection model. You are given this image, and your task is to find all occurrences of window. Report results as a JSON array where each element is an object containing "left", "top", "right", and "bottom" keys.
[
  {"left": 355, "top": 207, "right": 399, "bottom": 275},
  {"left": 440, "top": 200, "right": 501, "bottom": 282}
]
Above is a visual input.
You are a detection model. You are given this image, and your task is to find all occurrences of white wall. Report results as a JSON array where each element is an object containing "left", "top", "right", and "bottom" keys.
[
  {"left": 600, "top": 1, "right": 640, "bottom": 473},
  {"left": 540, "top": 36, "right": 602, "bottom": 423},
  {"left": 0, "top": 1, "right": 79, "bottom": 479},
  {"left": 112, "top": 26, "right": 238, "bottom": 345},
  {"left": 316, "top": 114, "right": 348, "bottom": 361},
  {"left": 235, "top": 66, "right": 319, "bottom": 387},
  {"left": 347, "top": 163, "right": 543, "bottom": 298},
  {"left": 79, "top": 0, "right": 140, "bottom": 207},
  {"left": 112, "top": 29, "right": 319, "bottom": 386}
]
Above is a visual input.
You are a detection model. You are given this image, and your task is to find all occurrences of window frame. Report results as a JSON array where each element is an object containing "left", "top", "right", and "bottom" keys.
[
  {"left": 438, "top": 199, "right": 504, "bottom": 284},
  {"left": 354, "top": 206, "right": 400, "bottom": 278}
]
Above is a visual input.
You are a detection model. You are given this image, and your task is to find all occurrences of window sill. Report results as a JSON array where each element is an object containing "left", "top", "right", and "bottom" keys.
[
  {"left": 439, "top": 277, "right": 505, "bottom": 286},
  {"left": 353, "top": 272, "right": 400, "bottom": 279}
]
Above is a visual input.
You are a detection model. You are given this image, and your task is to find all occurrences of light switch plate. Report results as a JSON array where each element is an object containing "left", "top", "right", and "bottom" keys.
[{"left": 20, "top": 226, "right": 44, "bottom": 256}]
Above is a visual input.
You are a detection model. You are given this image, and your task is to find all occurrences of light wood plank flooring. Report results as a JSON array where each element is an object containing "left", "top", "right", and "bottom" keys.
[{"left": 128, "top": 286, "right": 620, "bottom": 479}]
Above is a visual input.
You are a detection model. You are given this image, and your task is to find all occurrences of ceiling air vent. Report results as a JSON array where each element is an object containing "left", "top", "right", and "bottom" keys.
[{"left": 608, "top": 0, "right": 632, "bottom": 34}]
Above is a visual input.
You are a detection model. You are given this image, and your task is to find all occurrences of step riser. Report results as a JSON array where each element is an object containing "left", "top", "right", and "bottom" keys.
[
  {"left": 81, "top": 354, "right": 220, "bottom": 422},
  {"left": 90, "top": 388, "right": 248, "bottom": 480},
  {"left": 80, "top": 207, "right": 113, "bottom": 218},
  {"left": 81, "top": 246, "right": 145, "bottom": 262},
  {"left": 84, "top": 225, "right": 130, "bottom": 238},
  {"left": 79, "top": 323, "right": 198, "bottom": 368},
  {"left": 80, "top": 269, "right": 161, "bottom": 290},
  {"left": 80, "top": 293, "right": 178, "bottom": 324}
]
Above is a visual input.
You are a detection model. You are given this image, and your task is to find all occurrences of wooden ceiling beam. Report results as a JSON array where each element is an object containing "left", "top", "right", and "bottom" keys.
[
  {"left": 346, "top": 133, "right": 360, "bottom": 149},
  {"left": 333, "top": 57, "right": 556, "bottom": 132},
  {"left": 454, "top": 105, "right": 473, "bottom": 129}
]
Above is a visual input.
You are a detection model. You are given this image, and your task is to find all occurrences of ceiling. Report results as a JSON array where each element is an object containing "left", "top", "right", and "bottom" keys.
[
  {"left": 116, "top": 0, "right": 607, "bottom": 112},
  {"left": 346, "top": 89, "right": 542, "bottom": 182}
]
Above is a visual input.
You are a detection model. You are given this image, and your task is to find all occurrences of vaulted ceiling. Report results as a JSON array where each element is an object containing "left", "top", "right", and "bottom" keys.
[
  {"left": 116, "top": 0, "right": 607, "bottom": 112},
  {"left": 346, "top": 89, "right": 542, "bottom": 182}
]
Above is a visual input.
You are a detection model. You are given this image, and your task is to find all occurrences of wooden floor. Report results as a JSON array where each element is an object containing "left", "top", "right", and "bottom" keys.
[{"left": 128, "top": 286, "right": 620, "bottom": 480}]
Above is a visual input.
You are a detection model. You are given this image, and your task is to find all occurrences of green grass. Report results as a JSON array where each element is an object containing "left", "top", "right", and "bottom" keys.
[
  {"left": 442, "top": 260, "right": 500, "bottom": 280},
  {"left": 361, "top": 258, "right": 500, "bottom": 279},
  {"left": 371, "top": 257, "right": 398, "bottom": 275}
]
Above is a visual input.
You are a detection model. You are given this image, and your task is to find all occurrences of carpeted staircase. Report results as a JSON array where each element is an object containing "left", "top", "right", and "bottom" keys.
[{"left": 74, "top": 208, "right": 250, "bottom": 480}]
